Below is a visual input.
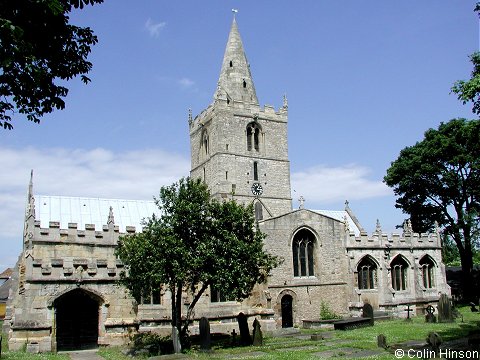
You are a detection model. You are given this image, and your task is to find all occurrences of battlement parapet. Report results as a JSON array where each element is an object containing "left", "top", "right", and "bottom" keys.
[
  {"left": 346, "top": 230, "right": 440, "bottom": 249},
  {"left": 32, "top": 219, "right": 137, "bottom": 246},
  {"left": 191, "top": 99, "right": 287, "bottom": 131}
]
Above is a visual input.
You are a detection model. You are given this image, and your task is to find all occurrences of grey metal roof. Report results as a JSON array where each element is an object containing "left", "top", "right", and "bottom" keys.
[
  {"left": 311, "top": 209, "right": 361, "bottom": 236},
  {"left": 35, "top": 195, "right": 159, "bottom": 232}
]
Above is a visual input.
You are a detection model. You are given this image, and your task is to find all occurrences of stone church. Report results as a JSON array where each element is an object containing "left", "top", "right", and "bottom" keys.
[{"left": 4, "top": 19, "right": 450, "bottom": 352}]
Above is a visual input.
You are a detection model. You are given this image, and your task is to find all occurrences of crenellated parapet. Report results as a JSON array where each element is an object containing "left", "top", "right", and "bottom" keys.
[
  {"left": 345, "top": 218, "right": 441, "bottom": 250},
  {"left": 346, "top": 230, "right": 441, "bottom": 249},
  {"left": 24, "top": 206, "right": 140, "bottom": 283}
]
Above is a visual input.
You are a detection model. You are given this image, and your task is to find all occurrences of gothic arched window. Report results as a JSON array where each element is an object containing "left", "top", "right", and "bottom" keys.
[
  {"left": 357, "top": 256, "right": 377, "bottom": 290},
  {"left": 391, "top": 255, "right": 409, "bottom": 291},
  {"left": 246, "top": 123, "right": 261, "bottom": 152},
  {"left": 202, "top": 130, "right": 209, "bottom": 156},
  {"left": 420, "top": 255, "right": 435, "bottom": 289},
  {"left": 292, "top": 229, "right": 315, "bottom": 277}
]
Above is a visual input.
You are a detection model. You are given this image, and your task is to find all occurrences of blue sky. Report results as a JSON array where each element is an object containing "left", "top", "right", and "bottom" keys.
[{"left": 0, "top": 1, "right": 478, "bottom": 269}]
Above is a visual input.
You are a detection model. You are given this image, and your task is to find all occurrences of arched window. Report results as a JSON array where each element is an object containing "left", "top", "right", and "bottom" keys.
[
  {"left": 246, "top": 123, "right": 261, "bottom": 152},
  {"left": 419, "top": 255, "right": 435, "bottom": 288},
  {"left": 254, "top": 201, "right": 263, "bottom": 221},
  {"left": 292, "top": 229, "right": 315, "bottom": 277},
  {"left": 357, "top": 256, "right": 377, "bottom": 290},
  {"left": 202, "top": 131, "right": 209, "bottom": 156},
  {"left": 391, "top": 255, "right": 409, "bottom": 291}
]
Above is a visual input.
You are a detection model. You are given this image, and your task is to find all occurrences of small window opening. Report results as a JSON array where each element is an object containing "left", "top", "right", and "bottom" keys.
[
  {"left": 227, "top": 98, "right": 230, "bottom": 105},
  {"left": 225, "top": 171, "right": 228, "bottom": 181},
  {"left": 254, "top": 162, "right": 258, "bottom": 181},
  {"left": 246, "top": 123, "right": 261, "bottom": 152},
  {"left": 229, "top": 60, "right": 233, "bottom": 67},
  {"left": 255, "top": 202, "right": 263, "bottom": 221},
  {"left": 243, "top": 79, "right": 246, "bottom": 88}
]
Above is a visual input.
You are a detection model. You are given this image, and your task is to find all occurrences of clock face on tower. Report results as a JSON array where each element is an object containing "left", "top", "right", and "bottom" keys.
[{"left": 251, "top": 182, "right": 263, "bottom": 196}]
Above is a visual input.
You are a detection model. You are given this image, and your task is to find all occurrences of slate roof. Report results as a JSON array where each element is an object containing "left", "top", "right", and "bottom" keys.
[
  {"left": 0, "top": 268, "right": 12, "bottom": 279},
  {"left": 0, "top": 277, "right": 12, "bottom": 301},
  {"left": 35, "top": 195, "right": 160, "bottom": 232},
  {"left": 311, "top": 210, "right": 361, "bottom": 236}
]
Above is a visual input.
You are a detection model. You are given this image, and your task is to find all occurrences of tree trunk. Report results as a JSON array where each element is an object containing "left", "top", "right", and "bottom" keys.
[
  {"left": 459, "top": 245, "right": 474, "bottom": 301},
  {"left": 175, "top": 281, "right": 183, "bottom": 344}
]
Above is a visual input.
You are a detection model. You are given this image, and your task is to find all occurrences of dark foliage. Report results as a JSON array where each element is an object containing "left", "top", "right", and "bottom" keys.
[{"left": 0, "top": 0, "right": 103, "bottom": 129}]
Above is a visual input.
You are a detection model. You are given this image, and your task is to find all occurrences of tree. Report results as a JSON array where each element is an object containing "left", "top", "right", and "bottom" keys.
[
  {"left": 384, "top": 119, "right": 480, "bottom": 299},
  {"left": 0, "top": 0, "right": 103, "bottom": 130},
  {"left": 116, "top": 177, "right": 279, "bottom": 347},
  {"left": 451, "top": 3, "right": 480, "bottom": 116}
]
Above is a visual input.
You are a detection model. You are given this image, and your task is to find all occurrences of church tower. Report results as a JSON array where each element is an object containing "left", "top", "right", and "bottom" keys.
[{"left": 189, "top": 18, "right": 292, "bottom": 219}]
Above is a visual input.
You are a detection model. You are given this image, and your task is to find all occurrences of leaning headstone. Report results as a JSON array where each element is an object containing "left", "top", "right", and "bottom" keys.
[
  {"left": 199, "top": 317, "right": 211, "bottom": 351},
  {"left": 427, "top": 332, "right": 442, "bottom": 356},
  {"left": 470, "top": 302, "right": 478, "bottom": 312},
  {"left": 362, "top": 303, "right": 374, "bottom": 325},
  {"left": 377, "top": 334, "right": 388, "bottom": 349},
  {"left": 237, "top": 312, "right": 252, "bottom": 346},
  {"left": 425, "top": 305, "right": 437, "bottom": 323},
  {"left": 172, "top": 326, "right": 182, "bottom": 354},
  {"left": 438, "top": 294, "right": 453, "bottom": 323},
  {"left": 252, "top": 318, "right": 263, "bottom": 346}
]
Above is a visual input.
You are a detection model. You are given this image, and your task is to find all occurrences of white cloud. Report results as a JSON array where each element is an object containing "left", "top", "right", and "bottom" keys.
[
  {"left": 144, "top": 18, "right": 166, "bottom": 37},
  {"left": 178, "top": 77, "right": 195, "bottom": 89},
  {"left": 291, "top": 164, "right": 391, "bottom": 206},
  {"left": 0, "top": 146, "right": 189, "bottom": 268}
]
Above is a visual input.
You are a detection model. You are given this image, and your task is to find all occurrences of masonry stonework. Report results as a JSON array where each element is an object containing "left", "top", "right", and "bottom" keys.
[{"left": 4, "top": 18, "right": 450, "bottom": 353}]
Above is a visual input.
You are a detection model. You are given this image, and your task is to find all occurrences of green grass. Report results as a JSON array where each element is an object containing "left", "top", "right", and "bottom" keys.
[{"left": 2, "top": 306, "right": 479, "bottom": 359}]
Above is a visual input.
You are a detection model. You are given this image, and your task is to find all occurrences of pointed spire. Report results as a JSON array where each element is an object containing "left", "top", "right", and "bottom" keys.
[
  {"left": 214, "top": 18, "right": 258, "bottom": 105},
  {"left": 26, "top": 169, "right": 35, "bottom": 219}
]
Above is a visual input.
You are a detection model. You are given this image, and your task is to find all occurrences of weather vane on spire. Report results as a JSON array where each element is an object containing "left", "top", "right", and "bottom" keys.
[{"left": 232, "top": 8, "right": 238, "bottom": 19}]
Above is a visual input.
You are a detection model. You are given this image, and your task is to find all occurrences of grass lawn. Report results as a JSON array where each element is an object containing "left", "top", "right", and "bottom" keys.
[{"left": 3, "top": 306, "right": 480, "bottom": 359}]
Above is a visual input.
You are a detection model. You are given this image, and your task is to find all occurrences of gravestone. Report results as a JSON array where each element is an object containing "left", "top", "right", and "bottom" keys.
[
  {"left": 252, "top": 318, "right": 263, "bottom": 346},
  {"left": 237, "top": 312, "right": 252, "bottom": 346},
  {"left": 377, "top": 334, "right": 388, "bottom": 349},
  {"left": 425, "top": 305, "right": 436, "bottom": 323},
  {"left": 231, "top": 329, "right": 237, "bottom": 346},
  {"left": 362, "top": 303, "right": 374, "bottom": 325},
  {"left": 172, "top": 326, "right": 182, "bottom": 354},
  {"left": 199, "top": 317, "right": 211, "bottom": 351},
  {"left": 426, "top": 332, "right": 442, "bottom": 356},
  {"left": 404, "top": 304, "right": 413, "bottom": 321},
  {"left": 438, "top": 294, "right": 453, "bottom": 323},
  {"left": 470, "top": 302, "right": 478, "bottom": 312},
  {"left": 0, "top": 334, "right": 2, "bottom": 358}
]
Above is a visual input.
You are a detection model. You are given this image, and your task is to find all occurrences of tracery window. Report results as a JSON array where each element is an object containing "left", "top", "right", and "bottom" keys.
[
  {"left": 292, "top": 229, "right": 315, "bottom": 277},
  {"left": 391, "top": 255, "right": 408, "bottom": 291},
  {"left": 420, "top": 255, "right": 435, "bottom": 288},
  {"left": 357, "top": 256, "right": 377, "bottom": 290},
  {"left": 246, "top": 123, "right": 260, "bottom": 152}
]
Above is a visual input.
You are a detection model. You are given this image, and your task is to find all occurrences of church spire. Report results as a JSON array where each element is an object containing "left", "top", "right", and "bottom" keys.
[{"left": 214, "top": 18, "right": 258, "bottom": 105}]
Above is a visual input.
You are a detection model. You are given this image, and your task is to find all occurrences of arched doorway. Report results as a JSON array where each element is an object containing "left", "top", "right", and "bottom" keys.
[
  {"left": 281, "top": 295, "right": 293, "bottom": 328},
  {"left": 55, "top": 288, "right": 100, "bottom": 351}
]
